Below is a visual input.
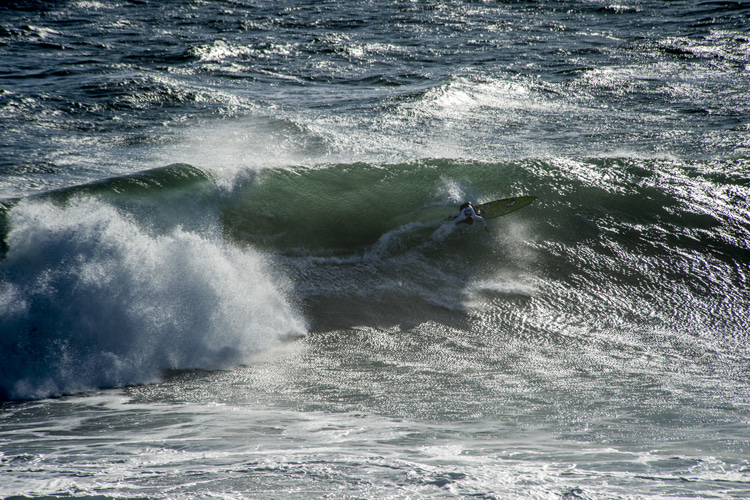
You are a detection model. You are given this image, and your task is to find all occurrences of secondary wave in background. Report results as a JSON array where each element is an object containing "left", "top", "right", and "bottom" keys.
[{"left": 2, "top": 0, "right": 749, "bottom": 199}]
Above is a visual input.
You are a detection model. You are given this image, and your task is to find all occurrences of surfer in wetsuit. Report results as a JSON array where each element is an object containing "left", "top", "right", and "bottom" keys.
[{"left": 454, "top": 202, "right": 488, "bottom": 231}]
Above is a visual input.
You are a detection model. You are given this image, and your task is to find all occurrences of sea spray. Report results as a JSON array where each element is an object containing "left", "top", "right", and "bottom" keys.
[{"left": 0, "top": 198, "right": 306, "bottom": 400}]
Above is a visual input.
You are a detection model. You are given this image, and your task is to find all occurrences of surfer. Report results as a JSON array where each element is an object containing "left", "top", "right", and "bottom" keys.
[{"left": 454, "top": 202, "right": 488, "bottom": 231}]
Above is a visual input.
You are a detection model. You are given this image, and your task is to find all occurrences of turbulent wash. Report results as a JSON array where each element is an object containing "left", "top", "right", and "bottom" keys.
[{"left": 1, "top": 1, "right": 749, "bottom": 498}]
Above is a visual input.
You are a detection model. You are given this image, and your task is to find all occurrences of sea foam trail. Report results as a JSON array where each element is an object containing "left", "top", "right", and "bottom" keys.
[{"left": 0, "top": 198, "right": 307, "bottom": 401}]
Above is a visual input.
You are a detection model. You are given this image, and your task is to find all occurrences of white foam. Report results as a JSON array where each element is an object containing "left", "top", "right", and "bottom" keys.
[{"left": 0, "top": 198, "right": 307, "bottom": 400}]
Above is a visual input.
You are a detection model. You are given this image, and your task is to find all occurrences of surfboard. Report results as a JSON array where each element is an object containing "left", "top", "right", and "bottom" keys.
[
  {"left": 444, "top": 196, "right": 537, "bottom": 221},
  {"left": 473, "top": 196, "right": 537, "bottom": 219}
]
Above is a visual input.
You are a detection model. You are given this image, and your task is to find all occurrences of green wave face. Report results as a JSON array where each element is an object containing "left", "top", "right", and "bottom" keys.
[
  {"left": 3, "top": 157, "right": 746, "bottom": 268},
  {"left": 220, "top": 160, "right": 539, "bottom": 254}
]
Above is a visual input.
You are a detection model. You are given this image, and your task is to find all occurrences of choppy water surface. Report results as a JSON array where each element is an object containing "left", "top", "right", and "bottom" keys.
[{"left": 1, "top": 1, "right": 749, "bottom": 498}]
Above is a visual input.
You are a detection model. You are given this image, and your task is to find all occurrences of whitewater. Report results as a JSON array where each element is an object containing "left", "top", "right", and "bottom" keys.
[{"left": 1, "top": 1, "right": 749, "bottom": 498}]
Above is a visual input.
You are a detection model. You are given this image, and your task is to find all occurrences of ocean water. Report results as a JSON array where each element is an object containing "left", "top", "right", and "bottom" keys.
[{"left": 1, "top": 0, "right": 749, "bottom": 498}]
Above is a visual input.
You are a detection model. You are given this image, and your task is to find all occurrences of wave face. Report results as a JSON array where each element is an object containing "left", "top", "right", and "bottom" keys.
[{"left": 2, "top": 155, "right": 749, "bottom": 399}]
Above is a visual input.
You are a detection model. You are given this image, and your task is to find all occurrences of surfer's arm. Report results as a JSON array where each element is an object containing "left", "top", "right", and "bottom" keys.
[{"left": 470, "top": 208, "right": 487, "bottom": 228}]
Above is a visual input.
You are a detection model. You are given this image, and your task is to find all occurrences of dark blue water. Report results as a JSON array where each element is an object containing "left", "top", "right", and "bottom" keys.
[{"left": 1, "top": 1, "right": 749, "bottom": 498}]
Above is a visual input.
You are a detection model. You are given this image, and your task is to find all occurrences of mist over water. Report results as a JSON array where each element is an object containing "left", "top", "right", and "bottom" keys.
[{"left": 1, "top": 0, "right": 750, "bottom": 498}]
